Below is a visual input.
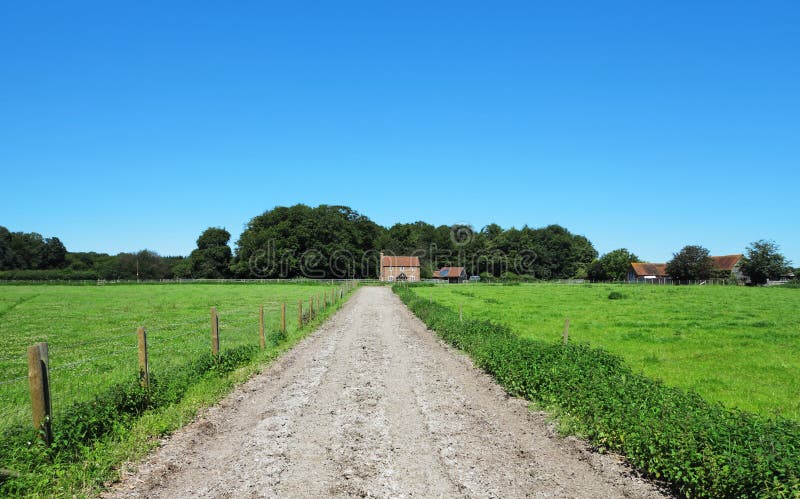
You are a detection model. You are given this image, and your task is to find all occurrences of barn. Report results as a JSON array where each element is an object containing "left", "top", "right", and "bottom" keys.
[
  {"left": 627, "top": 254, "right": 746, "bottom": 283},
  {"left": 433, "top": 266, "right": 468, "bottom": 283},
  {"left": 710, "top": 254, "right": 745, "bottom": 280},
  {"left": 627, "top": 263, "right": 669, "bottom": 282}
]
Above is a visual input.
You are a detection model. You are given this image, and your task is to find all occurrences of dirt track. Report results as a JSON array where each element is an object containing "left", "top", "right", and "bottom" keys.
[{"left": 107, "top": 287, "right": 668, "bottom": 498}]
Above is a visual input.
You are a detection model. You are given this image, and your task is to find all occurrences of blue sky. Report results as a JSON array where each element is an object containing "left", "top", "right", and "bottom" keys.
[{"left": 1, "top": 1, "right": 798, "bottom": 264}]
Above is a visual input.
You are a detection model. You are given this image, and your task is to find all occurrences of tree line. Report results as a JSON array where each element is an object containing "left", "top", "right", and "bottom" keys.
[
  {"left": 2, "top": 204, "right": 796, "bottom": 283},
  {"left": 0, "top": 226, "right": 185, "bottom": 280}
]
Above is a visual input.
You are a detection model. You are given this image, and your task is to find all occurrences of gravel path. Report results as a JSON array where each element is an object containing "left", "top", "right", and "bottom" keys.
[{"left": 107, "top": 287, "right": 669, "bottom": 498}]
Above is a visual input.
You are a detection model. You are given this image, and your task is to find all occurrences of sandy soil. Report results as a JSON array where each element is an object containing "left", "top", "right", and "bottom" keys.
[{"left": 106, "top": 287, "right": 669, "bottom": 498}]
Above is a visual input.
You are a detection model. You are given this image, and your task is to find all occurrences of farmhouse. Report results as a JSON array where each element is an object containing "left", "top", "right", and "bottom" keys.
[
  {"left": 379, "top": 252, "right": 420, "bottom": 282},
  {"left": 433, "top": 266, "right": 468, "bottom": 283},
  {"left": 627, "top": 254, "right": 745, "bottom": 282}
]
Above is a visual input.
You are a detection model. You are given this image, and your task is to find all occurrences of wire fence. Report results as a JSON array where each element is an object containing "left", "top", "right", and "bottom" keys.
[{"left": 0, "top": 281, "right": 359, "bottom": 443}]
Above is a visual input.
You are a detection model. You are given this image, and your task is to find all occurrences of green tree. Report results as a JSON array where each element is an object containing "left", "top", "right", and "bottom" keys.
[
  {"left": 588, "top": 248, "right": 640, "bottom": 281},
  {"left": 666, "top": 245, "right": 714, "bottom": 281},
  {"left": 162, "top": 255, "right": 187, "bottom": 278},
  {"left": 0, "top": 226, "right": 13, "bottom": 270},
  {"left": 231, "top": 205, "right": 383, "bottom": 278},
  {"left": 188, "top": 227, "right": 233, "bottom": 278},
  {"left": 738, "top": 240, "right": 792, "bottom": 285},
  {"left": 135, "top": 250, "right": 170, "bottom": 279},
  {"left": 196, "top": 227, "right": 231, "bottom": 250},
  {"left": 41, "top": 237, "right": 67, "bottom": 269},
  {"left": 170, "top": 257, "right": 192, "bottom": 278}
]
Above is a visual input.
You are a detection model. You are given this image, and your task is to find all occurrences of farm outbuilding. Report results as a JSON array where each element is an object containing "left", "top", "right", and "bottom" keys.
[
  {"left": 627, "top": 263, "right": 669, "bottom": 282},
  {"left": 710, "top": 254, "right": 745, "bottom": 280},
  {"left": 379, "top": 253, "right": 421, "bottom": 282},
  {"left": 433, "top": 266, "right": 468, "bottom": 283},
  {"left": 627, "top": 254, "right": 746, "bottom": 283}
]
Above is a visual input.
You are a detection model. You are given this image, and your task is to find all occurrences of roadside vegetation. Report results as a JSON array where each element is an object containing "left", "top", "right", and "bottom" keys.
[
  {"left": 416, "top": 283, "right": 800, "bottom": 419},
  {"left": 0, "top": 282, "right": 352, "bottom": 496},
  {"left": 394, "top": 283, "right": 800, "bottom": 497}
]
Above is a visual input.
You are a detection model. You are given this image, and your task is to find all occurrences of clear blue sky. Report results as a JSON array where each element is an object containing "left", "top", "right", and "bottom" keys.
[{"left": 1, "top": 1, "right": 798, "bottom": 264}]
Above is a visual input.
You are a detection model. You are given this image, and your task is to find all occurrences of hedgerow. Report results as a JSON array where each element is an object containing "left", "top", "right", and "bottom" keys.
[{"left": 394, "top": 284, "right": 800, "bottom": 498}]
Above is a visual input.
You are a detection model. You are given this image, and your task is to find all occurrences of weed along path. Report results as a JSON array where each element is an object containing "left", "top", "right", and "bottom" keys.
[{"left": 107, "top": 287, "right": 667, "bottom": 498}]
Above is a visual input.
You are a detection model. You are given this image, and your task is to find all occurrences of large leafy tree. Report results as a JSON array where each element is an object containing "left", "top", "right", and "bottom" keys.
[
  {"left": 232, "top": 205, "right": 383, "bottom": 278},
  {"left": 0, "top": 226, "right": 13, "bottom": 270},
  {"left": 666, "top": 245, "right": 714, "bottom": 281},
  {"left": 588, "top": 248, "right": 640, "bottom": 281},
  {"left": 41, "top": 237, "right": 67, "bottom": 269},
  {"left": 8, "top": 232, "right": 46, "bottom": 269},
  {"left": 738, "top": 240, "right": 792, "bottom": 285},
  {"left": 188, "top": 227, "right": 233, "bottom": 278}
]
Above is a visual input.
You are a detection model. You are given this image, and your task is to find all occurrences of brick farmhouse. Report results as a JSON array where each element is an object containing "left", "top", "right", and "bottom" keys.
[{"left": 379, "top": 253, "right": 421, "bottom": 282}]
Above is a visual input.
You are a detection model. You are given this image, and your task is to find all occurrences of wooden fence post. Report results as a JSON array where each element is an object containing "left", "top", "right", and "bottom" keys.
[
  {"left": 27, "top": 342, "right": 52, "bottom": 444},
  {"left": 211, "top": 307, "right": 220, "bottom": 357},
  {"left": 298, "top": 300, "right": 303, "bottom": 327},
  {"left": 563, "top": 318, "right": 570, "bottom": 345},
  {"left": 281, "top": 302, "right": 287, "bottom": 336},
  {"left": 137, "top": 326, "right": 149, "bottom": 388},
  {"left": 259, "top": 305, "right": 266, "bottom": 350}
]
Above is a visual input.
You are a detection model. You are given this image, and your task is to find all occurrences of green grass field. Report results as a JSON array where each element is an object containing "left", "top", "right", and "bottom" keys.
[
  {"left": 422, "top": 283, "right": 800, "bottom": 419},
  {"left": 0, "top": 283, "right": 341, "bottom": 442}
]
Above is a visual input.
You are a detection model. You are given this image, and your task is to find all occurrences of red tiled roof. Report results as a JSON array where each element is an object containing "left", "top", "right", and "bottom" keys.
[
  {"left": 711, "top": 254, "right": 743, "bottom": 271},
  {"left": 630, "top": 262, "right": 668, "bottom": 277},
  {"left": 631, "top": 254, "right": 743, "bottom": 277},
  {"left": 381, "top": 255, "right": 420, "bottom": 267},
  {"left": 435, "top": 267, "right": 466, "bottom": 278}
]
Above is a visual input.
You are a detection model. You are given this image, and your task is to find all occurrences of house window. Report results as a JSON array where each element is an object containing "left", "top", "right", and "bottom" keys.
[
  {"left": 388, "top": 276, "right": 394, "bottom": 282},
  {"left": 410, "top": 275, "right": 416, "bottom": 282}
]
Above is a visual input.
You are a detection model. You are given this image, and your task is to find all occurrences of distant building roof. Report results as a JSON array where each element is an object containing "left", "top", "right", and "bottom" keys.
[
  {"left": 710, "top": 254, "right": 743, "bottom": 271},
  {"left": 630, "top": 263, "right": 668, "bottom": 277},
  {"left": 381, "top": 255, "right": 420, "bottom": 267},
  {"left": 434, "top": 266, "right": 466, "bottom": 278},
  {"left": 631, "top": 254, "right": 744, "bottom": 278}
]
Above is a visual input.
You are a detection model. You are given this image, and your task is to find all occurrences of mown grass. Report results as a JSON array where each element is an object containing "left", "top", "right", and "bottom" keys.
[
  {"left": 420, "top": 283, "right": 800, "bottom": 419},
  {"left": 0, "top": 282, "right": 353, "bottom": 496}
]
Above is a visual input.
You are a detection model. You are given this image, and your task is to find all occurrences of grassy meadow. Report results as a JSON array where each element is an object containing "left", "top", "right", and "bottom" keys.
[
  {"left": 0, "top": 282, "right": 349, "bottom": 495},
  {"left": 422, "top": 283, "right": 800, "bottom": 419}
]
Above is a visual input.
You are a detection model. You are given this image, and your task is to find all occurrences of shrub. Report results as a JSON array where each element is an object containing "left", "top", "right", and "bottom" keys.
[
  {"left": 607, "top": 291, "right": 626, "bottom": 300},
  {"left": 393, "top": 285, "right": 800, "bottom": 498}
]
